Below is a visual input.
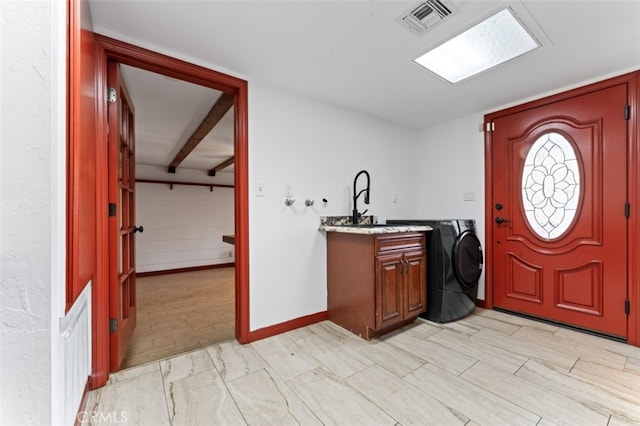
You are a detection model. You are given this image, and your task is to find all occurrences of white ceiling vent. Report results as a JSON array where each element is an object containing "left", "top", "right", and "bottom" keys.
[{"left": 398, "top": 0, "right": 456, "bottom": 36}]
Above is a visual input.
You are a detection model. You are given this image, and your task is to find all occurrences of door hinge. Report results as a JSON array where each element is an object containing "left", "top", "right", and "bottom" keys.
[
  {"left": 107, "top": 87, "right": 117, "bottom": 103},
  {"left": 625, "top": 105, "right": 630, "bottom": 120},
  {"left": 109, "top": 318, "right": 118, "bottom": 333},
  {"left": 484, "top": 122, "right": 495, "bottom": 132},
  {"left": 625, "top": 299, "right": 630, "bottom": 315},
  {"left": 625, "top": 202, "right": 630, "bottom": 218},
  {"left": 108, "top": 202, "right": 117, "bottom": 217}
]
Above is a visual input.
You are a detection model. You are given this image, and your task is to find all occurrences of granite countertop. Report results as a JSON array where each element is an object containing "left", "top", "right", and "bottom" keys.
[
  {"left": 319, "top": 223, "right": 432, "bottom": 234},
  {"left": 319, "top": 215, "right": 431, "bottom": 234}
]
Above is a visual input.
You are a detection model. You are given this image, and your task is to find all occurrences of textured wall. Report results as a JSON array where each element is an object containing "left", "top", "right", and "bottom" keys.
[{"left": 0, "top": 1, "right": 66, "bottom": 424}]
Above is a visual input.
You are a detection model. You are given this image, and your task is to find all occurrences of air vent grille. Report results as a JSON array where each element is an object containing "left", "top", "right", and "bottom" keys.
[{"left": 398, "top": 0, "right": 456, "bottom": 36}]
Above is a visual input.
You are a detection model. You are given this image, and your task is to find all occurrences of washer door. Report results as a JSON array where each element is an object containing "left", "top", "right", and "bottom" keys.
[{"left": 452, "top": 231, "right": 483, "bottom": 289}]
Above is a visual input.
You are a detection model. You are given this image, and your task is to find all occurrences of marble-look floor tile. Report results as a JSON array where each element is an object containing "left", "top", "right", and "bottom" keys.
[
  {"left": 251, "top": 332, "right": 320, "bottom": 381},
  {"left": 90, "top": 371, "right": 170, "bottom": 425},
  {"left": 159, "top": 349, "right": 214, "bottom": 384},
  {"left": 513, "top": 326, "right": 627, "bottom": 370},
  {"left": 625, "top": 356, "right": 640, "bottom": 375},
  {"left": 308, "top": 320, "right": 354, "bottom": 340},
  {"left": 516, "top": 359, "right": 640, "bottom": 422},
  {"left": 554, "top": 327, "right": 640, "bottom": 359},
  {"left": 287, "top": 368, "right": 396, "bottom": 425},
  {"left": 164, "top": 369, "right": 245, "bottom": 425},
  {"left": 89, "top": 309, "right": 640, "bottom": 426},
  {"left": 461, "top": 362, "right": 608, "bottom": 425},
  {"left": 570, "top": 360, "right": 640, "bottom": 400},
  {"left": 609, "top": 413, "right": 640, "bottom": 426},
  {"left": 470, "top": 328, "right": 577, "bottom": 371},
  {"left": 405, "top": 362, "right": 540, "bottom": 426},
  {"left": 476, "top": 309, "right": 560, "bottom": 333},
  {"left": 314, "top": 321, "right": 424, "bottom": 377},
  {"left": 420, "top": 317, "right": 481, "bottom": 336},
  {"left": 227, "top": 367, "right": 321, "bottom": 425},
  {"left": 287, "top": 326, "right": 372, "bottom": 378},
  {"left": 461, "top": 313, "right": 521, "bottom": 335},
  {"left": 346, "top": 364, "right": 467, "bottom": 426},
  {"left": 106, "top": 362, "right": 160, "bottom": 385},
  {"left": 384, "top": 328, "right": 477, "bottom": 375},
  {"left": 206, "top": 340, "right": 267, "bottom": 382},
  {"left": 339, "top": 333, "right": 425, "bottom": 377},
  {"left": 402, "top": 319, "right": 444, "bottom": 338},
  {"left": 427, "top": 329, "right": 528, "bottom": 374}
]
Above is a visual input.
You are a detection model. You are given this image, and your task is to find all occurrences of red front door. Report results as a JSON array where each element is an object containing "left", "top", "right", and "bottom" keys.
[
  {"left": 107, "top": 61, "right": 138, "bottom": 370},
  {"left": 491, "top": 83, "right": 629, "bottom": 338}
]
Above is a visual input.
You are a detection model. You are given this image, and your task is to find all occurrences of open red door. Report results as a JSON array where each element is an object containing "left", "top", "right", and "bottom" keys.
[{"left": 107, "top": 60, "right": 138, "bottom": 370}]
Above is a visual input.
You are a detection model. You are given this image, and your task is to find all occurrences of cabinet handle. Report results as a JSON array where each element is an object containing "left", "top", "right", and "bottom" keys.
[{"left": 401, "top": 258, "right": 408, "bottom": 274}]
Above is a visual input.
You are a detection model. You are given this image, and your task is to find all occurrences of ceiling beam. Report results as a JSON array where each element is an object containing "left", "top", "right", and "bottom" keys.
[
  {"left": 208, "top": 155, "right": 235, "bottom": 176},
  {"left": 167, "top": 92, "right": 235, "bottom": 173}
]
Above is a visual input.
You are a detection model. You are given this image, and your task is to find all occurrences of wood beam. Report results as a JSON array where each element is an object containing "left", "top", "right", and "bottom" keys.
[
  {"left": 208, "top": 155, "right": 235, "bottom": 176},
  {"left": 168, "top": 92, "right": 234, "bottom": 173}
]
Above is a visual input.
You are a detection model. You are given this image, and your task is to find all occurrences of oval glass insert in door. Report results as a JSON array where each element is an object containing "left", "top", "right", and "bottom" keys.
[{"left": 521, "top": 132, "right": 581, "bottom": 240}]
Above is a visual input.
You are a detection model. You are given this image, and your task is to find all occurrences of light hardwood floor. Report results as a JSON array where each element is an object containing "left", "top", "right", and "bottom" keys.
[
  {"left": 121, "top": 268, "right": 235, "bottom": 369},
  {"left": 87, "top": 308, "right": 640, "bottom": 425}
]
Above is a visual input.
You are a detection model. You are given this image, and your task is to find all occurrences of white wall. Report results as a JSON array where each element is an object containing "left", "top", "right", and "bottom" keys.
[
  {"left": 135, "top": 165, "right": 235, "bottom": 273},
  {"left": 0, "top": 1, "right": 67, "bottom": 424},
  {"left": 414, "top": 114, "right": 487, "bottom": 299},
  {"left": 248, "top": 84, "right": 420, "bottom": 330}
]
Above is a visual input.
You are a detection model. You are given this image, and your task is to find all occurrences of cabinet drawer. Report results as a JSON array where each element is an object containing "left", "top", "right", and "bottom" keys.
[{"left": 375, "top": 233, "right": 425, "bottom": 255}]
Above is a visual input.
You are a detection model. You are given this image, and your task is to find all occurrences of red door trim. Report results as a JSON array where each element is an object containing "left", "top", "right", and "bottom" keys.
[
  {"left": 484, "top": 71, "right": 639, "bottom": 346},
  {"left": 89, "top": 34, "right": 250, "bottom": 386}
]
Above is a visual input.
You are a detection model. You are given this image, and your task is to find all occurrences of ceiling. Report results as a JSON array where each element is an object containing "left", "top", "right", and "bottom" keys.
[{"left": 87, "top": 0, "right": 640, "bottom": 173}]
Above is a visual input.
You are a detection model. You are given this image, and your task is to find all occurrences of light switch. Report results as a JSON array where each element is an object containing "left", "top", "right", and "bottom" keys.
[
  {"left": 463, "top": 191, "right": 476, "bottom": 201},
  {"left": 284, "top": 184, "right": 293, "bottom": 197},
  {"left": 256, "top": 183, "right": 265, "bottom": 197}
]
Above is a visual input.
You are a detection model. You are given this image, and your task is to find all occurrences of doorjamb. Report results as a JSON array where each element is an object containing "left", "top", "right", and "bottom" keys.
[
  {"left": 92, "top": 34, "right": 250, "bottom": 385},
  {"left": 483, "top": 71, "right": 639, "bottom": 346}
]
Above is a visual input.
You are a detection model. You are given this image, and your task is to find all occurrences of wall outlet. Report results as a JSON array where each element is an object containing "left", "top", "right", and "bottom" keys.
[
  {"left": 463, "top": 191, "right": 476, "bottom": 201},
  {"left": 256, "top": 183, "right": 265, "bottom": 197}
]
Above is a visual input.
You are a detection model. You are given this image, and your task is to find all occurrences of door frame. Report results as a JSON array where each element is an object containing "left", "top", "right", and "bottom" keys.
[
  {"left": 92, "top": 34, "right": 250, "bottom": 385},
  {"left": 483, "top": 71, "right": 639, "bottom": 346}
]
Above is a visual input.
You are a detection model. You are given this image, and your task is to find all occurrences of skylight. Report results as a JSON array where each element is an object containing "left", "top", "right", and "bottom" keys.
[{"left": 414, "top": 8, "right": 540, "bottom": 84}]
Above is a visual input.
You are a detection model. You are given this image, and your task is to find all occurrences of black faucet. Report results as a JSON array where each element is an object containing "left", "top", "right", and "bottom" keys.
[{"left": 352, "top": 170, "right": 370, "bottom": 224}]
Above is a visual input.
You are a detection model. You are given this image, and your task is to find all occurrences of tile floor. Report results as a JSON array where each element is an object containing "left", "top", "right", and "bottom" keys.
[{"left": 84, "top": 308, "right": 640, "bottom": 425}]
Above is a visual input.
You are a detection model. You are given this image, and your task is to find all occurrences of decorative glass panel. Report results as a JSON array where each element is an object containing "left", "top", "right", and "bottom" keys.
[{"left": 522, "top": 132, "right": 580, "bottom": 239}]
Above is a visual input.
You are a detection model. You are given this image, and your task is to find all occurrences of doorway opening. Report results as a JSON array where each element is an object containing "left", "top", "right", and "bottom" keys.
[
  {"left": 108, "top": 63, "right": 238, "bottom": 368},
  {"left": 93, "top": 34, "right": 250, "bottom": 383}
]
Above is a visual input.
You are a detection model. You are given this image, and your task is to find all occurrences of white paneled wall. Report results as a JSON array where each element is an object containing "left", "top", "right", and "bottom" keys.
[{"left": 135, "top": 181, "right": 235, "bottom": 273}]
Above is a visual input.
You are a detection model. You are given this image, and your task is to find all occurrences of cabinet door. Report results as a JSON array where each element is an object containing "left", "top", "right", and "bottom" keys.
[
  {"left": 404, "top": 250, "right": 426, "bottom": 318},
  {"left": 375, "top": 254, "right": 404, "bottom": 329}
]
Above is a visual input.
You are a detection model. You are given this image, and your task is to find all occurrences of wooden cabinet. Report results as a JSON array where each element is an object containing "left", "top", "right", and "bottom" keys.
[{"left": 326, "top": 232, "right": 426, "bottom": 339}]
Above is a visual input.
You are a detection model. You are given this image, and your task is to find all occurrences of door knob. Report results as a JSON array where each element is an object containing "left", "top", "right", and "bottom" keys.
[
  {"left": 495, "top": 217, "right": 510, "bottom": 224},
  {"left": 133, "top": 226, "right": 144, "bottom": 233}
]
